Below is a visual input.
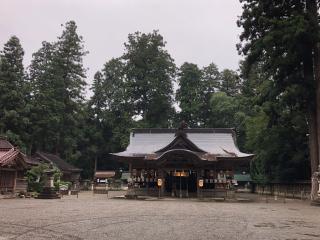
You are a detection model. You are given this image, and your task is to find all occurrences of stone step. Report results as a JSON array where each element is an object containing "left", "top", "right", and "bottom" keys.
[{"left": 311, "top": 200, "right": 320, "bottom": 206}]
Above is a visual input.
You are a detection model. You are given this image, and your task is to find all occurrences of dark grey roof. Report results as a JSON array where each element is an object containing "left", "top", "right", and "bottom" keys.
[
  {"left": 132, "top": 128, "right": 235, "bottom": 134},
  {"left": 25, "top": 156, "right": 40, "bottom": 166},
  {"left": 0, "top": 138, "right": 14, "bottom": 149},
  {"left": 35, "top": 152, "right": 82, "bottom": 172},
  {"left": 113, "top": 128, "right": 253, "bottom": 158}
]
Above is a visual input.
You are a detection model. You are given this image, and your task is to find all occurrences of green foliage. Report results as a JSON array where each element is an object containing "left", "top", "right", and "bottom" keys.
[
  {"left": 176, "top": 63, "right": 241, "bottom": 128},
  {"left": 85, "top": 58, "right": 133, "bottom": 176},
  {"left": 0, "top": 36, "right": 30, "bottom": 151},
  {"left": 176, "top": 62, "right": 203, "bottom": 127},
  {"left": 247, "top": 122, "right": 309, "bottom": 182},
  {"left": 209, "top": 92, "right": 240, "bottom": 127},
  {"left": 237, "top": 0, "right": 314, "bottom": 182},
  {"left": 29, "top": 21, "right": 87, "bottom": 161},
  {"left": 237, "top": 0, "right": 315, "bottom": 107},
  {"left": 219, "top": 69, "right": 241, "bottom": 96},
  {"left": 240, "top": 60, "right": 310, "bottom": 182},
  {"left": 57, "top": 181, "right": 72, "bottom": 190},
  {"left": 200, "top": 63, "right": 221, "bottom": 125},
  {"left": 84, "top": 31, "right": 177, "bottom": 175},
  {"left": 27, "top": 163, "right": 62, "bottom": 192},
  {"left": 123, "top": 30, "right": 176, "bottom": 127},
  {"left": 202, "top": 63, "right": 220, "bottom": 91}
]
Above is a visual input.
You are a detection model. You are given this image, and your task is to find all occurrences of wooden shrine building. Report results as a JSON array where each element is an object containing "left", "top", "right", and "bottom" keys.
[
  {"left": 0, "top": 138, "right": 29, "bottom": 194},
  {"left": 31, "top": 152, "right": 82, "bottom": 185},
  {"left": 111, "top": 127, "right": 254, "bottom": 198}
]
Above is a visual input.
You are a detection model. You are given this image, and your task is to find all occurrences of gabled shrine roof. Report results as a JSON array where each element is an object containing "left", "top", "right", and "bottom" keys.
[
  {"left": 0, "top": 139, "right": 28, "bottom": 168},
  {"left": 33, "top": 152, "right": 82, "bottom": 173},
  {"left": 0, "top": 138, "right": 14, "bottom": 150},
  {"left": 112, "top": 128, "right": 253, "bottom": 160}
]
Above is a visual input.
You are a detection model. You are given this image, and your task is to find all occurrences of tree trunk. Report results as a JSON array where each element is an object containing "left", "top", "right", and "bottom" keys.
[
  {"left": 307, "top": 0, "right": 320, "bottom": 200},
  {"left": 315, "top": 43, "right": 320, "bottom": 172},
  {"left": 307, "top": 64, "right": 319, "bottom": 201},
  {"left": 311, "top": 44, "right": 320, "bottom": 200},
  {"left": 308, "top": 109, "right": 319, "bottom": 175},
  {"left": 304, "top": 48, "right": 318, "bottom": 179},
  {"left": 93, "top": 155, "right": 97, "bottom": 180},
  {"left": 311, "top": 173, "right": 319, "bottom": 201}
]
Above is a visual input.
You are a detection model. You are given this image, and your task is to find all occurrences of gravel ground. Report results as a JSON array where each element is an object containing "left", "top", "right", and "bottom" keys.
[{"left": 0, "top": 191, "right": 319, "bottom": 240}]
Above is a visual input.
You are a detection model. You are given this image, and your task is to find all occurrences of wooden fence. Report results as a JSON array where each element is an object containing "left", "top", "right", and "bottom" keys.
[{"left": 253, "top": 181, "right": 311, "bottom": 199}]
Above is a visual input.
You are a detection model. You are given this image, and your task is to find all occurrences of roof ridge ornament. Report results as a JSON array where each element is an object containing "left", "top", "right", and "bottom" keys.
[{"left": 175, "top": 121, "right": 188, "bottom": 138}]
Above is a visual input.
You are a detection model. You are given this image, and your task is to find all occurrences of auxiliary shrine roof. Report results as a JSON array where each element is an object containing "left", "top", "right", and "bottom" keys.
[
  {"left": 112, "top": 128, "right": 253, "bottom": 161},
  {"left": 33, "top": 152, "right": 82, "bottom": 173},
  {"left": 0, "top": 138, "right": 28, "bottom": 168},
  {"left": 0, "top": 138, "right": 14, "bottom": 150}
]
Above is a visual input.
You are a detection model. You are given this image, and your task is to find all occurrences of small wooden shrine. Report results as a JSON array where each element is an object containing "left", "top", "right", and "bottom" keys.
[{"left": 0, "top": 138, "right": 28, "bottom": 193}]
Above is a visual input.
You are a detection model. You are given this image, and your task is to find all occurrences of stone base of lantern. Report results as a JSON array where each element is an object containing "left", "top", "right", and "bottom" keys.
[
  {"left": 37, "top": 187, "right": 61, "bottom": 199},
  {"left": 311, "top": 198, "right": 320, "bottom": 206},
  {"left": 311, "top": 167, "right": 320, "bottom": 206}
]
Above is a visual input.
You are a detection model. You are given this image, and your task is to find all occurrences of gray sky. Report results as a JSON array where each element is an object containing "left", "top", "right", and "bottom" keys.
[{"left": 0, "top": 0, "right": 243, "bottom": 95}]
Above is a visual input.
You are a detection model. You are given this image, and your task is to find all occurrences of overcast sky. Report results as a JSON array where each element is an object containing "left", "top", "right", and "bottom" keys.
[{"left": 0, "top": 0, "right": 243, "bottom": 94}]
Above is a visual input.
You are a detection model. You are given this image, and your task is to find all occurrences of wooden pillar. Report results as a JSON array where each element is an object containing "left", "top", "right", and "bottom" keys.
[
  {"left": 129, "top": 163, "right": 132, "bottom": 178},
  {"left": 186, "top": 175, "right": 189, "bottom": 198},
  {"left": 13, "top": 170, "right": 17, "bottom": 192},
  {"left": 159, "top": 168, "right": 165, "bottom": 196},
  {"left": 196, "top": 169, "right": 201, "bottom": 198},
  {"left": 94, "top": 156, "right": 97, "bottom": 174},
  {"left": 146, "top": 168, "right": 149, "bottom": 195},
  {"left": 179, "top": 173, "right": 182, "bottom": 198}
]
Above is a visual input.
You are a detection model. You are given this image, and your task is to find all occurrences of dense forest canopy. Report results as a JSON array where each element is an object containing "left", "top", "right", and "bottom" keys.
[{"left": 1, "top": 2, "right": 317, "bottom": 184}]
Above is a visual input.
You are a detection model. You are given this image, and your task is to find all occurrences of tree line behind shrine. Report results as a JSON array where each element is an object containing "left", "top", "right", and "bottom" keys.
[{"left": 0, "top": 5, "right": 315, "bottom": 183}]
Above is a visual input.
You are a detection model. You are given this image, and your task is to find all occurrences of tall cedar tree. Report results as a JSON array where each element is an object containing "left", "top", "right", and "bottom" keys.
[
  {"left": 29, "top": 41, "right": 57, "bottom": 152},
  {"left": 29, "top": 21, "right": 87, "bottom": 161},
  {"left": 123, "top": 31, "right": 175, "bottom": 127},
  {"left": 238, "top": 1, "right": 317, "bottom": 190},
  {"left": 220, "top": 69, "right": 241, "bottom": 96},
  {"left": 200, "top": 63, "right": 220, "bottom": 126},
  {"left": 176, "top": 62, "right": 203, "bottom": 127},
  {"left": 99, "top": 58, "right": 132, "bottom": 151},
  {"left": 90, "top": 58, "right": 132, "bottom": 153},
  {"left": 241, "top": 63, "right": 309, "bottom": 182},
  {"left": 86, "top": 59, "right": 133, "bottom": 172},
  {"left": 0, "top": 36, "right": 30, "bottom": 150},
  {"left": 176, "top": 62, "right": 221, "bottom": 127},
  {"left": 75, "top": 72, "right": 105, "bottom": 179}
]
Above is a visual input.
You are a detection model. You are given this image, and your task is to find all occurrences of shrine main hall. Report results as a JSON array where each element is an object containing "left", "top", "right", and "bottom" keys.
[{"left": 112, "top": 127, "right": 254, "bottom": 198}]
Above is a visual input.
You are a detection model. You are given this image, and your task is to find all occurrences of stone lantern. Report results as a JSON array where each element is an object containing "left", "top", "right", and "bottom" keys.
[
  {"left": 311, "top": 165, "right": 320, "bottom": 205},
  {"left": 37, "top": 169, "right": 60, "bottom": 199}
]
